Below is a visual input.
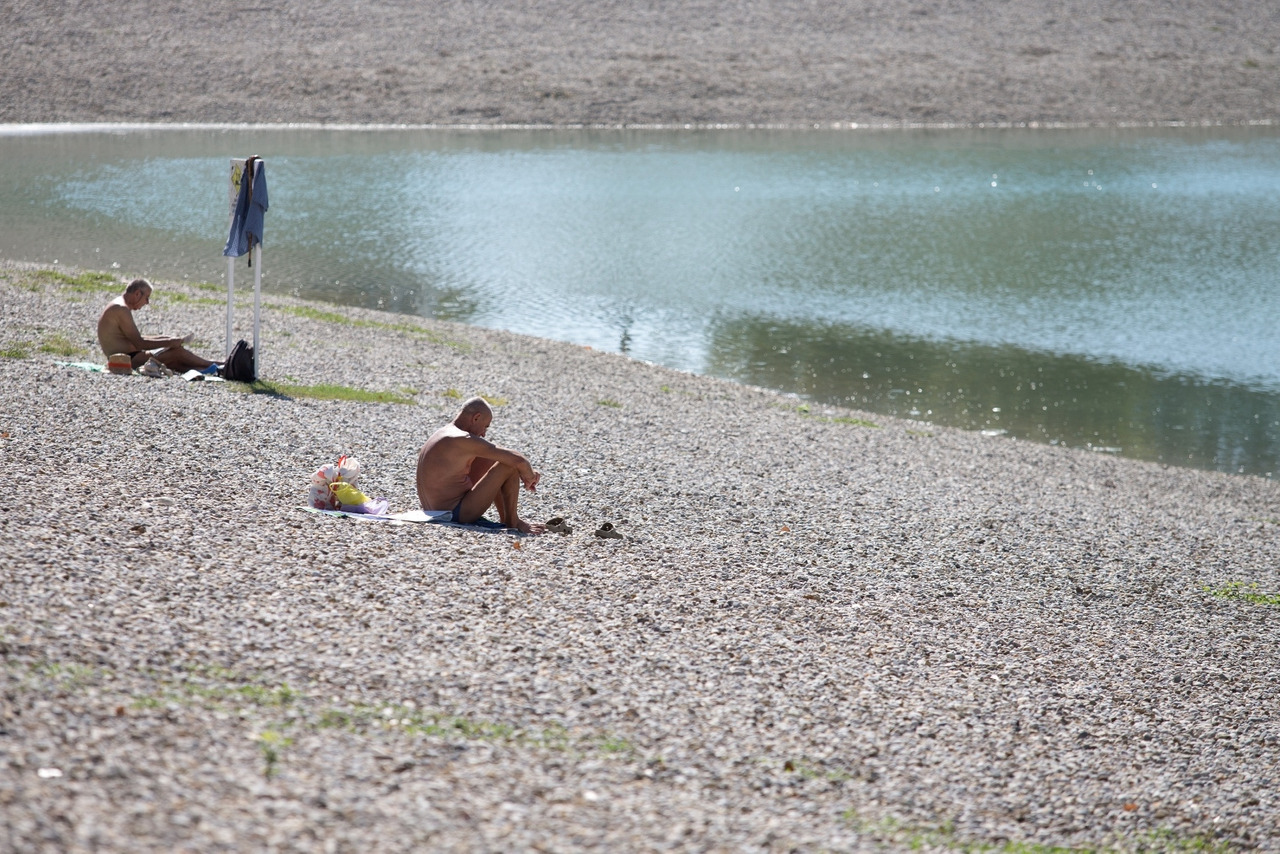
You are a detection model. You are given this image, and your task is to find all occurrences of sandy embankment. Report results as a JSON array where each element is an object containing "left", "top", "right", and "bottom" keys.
[{"left": 1, "top": 0, "right": 1278, "bottom": 128}]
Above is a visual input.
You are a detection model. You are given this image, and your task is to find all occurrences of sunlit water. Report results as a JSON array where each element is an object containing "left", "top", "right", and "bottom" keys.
[{"left": 2, "top": 125, "right": 1279, "bottom": 476}]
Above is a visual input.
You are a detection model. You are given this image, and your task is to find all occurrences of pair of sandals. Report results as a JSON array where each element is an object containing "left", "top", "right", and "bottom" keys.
[
  {"left": 544, "top": 517, "right": 624, "bottom": 539},
  {"left": 138, "top": 357, "right": 173, "bottom": 378}
]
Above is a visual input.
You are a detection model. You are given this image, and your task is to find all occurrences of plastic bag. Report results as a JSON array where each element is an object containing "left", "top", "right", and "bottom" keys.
[
  {"left": 308, "top": 461, "right": 343, "bottom": 510},
  {"left": 335, "top": 454, "right": 360, "bottom": 482},
  {"left": 307, "top": 455, "right": 387, "bottom": 513}
]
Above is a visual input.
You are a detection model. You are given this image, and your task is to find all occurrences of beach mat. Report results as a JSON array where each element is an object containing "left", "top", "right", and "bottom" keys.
[
  {"left": 302, "top": 507, "right": 448, "bottom": 524},
  {"left": 301, "top": 506, "right": 512, "bottom": 531},
  {"left": 55, "top": 361, "right": 224, "bottom": 382}
]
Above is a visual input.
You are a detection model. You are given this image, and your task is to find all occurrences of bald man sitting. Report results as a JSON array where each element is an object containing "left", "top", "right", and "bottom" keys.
[
  {"left": 416, "top": 397, "right": 546, "bottom": 535},
  {"left": 98, "top": 278, "right": 218, "bottom": 372}
]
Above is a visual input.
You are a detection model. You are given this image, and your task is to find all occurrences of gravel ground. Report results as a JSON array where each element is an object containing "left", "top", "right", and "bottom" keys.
[
  {"left": 2, "top": 0, "right": 1278, "bottom": 128},
  {"left": 3, "top": 263, "right": 1279, "bottom": 851},
  {"left": 3, "top": 4, "right": 1280, "bottom": 848}
]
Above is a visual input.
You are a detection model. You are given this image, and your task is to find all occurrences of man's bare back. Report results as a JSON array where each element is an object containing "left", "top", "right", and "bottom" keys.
[{"left": 415, "top": 397, "right": 545, "bottom": 535}]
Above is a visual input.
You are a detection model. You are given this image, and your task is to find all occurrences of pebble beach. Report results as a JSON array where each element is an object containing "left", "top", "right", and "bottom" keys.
[
  {"left": 4, "top": 264, "right": 1280, "bottom": 852},
  {"left": 4, "top": 0, "right": 1280, "bottom": 851}
]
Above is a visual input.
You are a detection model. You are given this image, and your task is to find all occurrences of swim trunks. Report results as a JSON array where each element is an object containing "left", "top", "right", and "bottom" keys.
[{"left": 435, "top": 500, "right": 505, "bottom": 528}]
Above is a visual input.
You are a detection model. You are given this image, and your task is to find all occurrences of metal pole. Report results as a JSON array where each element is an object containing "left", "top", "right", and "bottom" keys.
[
  {"left": 225, "top": 255, "right": 235, "bottom": 360},
  {"left": 252, "top": 241, "right": 262, "bottom": 378}
]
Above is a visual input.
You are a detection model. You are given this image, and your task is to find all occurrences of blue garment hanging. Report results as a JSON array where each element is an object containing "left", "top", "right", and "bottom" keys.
[{"left": 223, "top": 157, "right": 269, "bottom": 259}]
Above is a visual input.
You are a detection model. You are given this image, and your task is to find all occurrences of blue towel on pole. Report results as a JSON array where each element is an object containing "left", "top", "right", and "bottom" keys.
[{"left": 223, "top": 158, "right": 269, "bottom": 258}]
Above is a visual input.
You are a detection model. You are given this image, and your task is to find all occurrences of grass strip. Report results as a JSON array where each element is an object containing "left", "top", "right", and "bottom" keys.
[
  {"left": 29, "top": 269, "right": 121, "bottom": 294},
  {"left": 267, "top": 302, "right": 470, "bottom": 350},
  {"left": 844, "top": 813, "right": 1234, "bottom": 854},
  {"left": 1205, "top": 581, "right": 1280, "bottom": 606},
  {"left": 38, "top": 333, "right": 88, "bottom": 358},
  {"left": 228, "top": 379, "right": 416, "bottom": 405}
]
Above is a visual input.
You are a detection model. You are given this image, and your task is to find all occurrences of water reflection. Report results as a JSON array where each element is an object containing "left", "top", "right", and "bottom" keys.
[
  {"left": 2, "top": 125, "right": 1279, "bottom": 477},
  {"left": 705, "top": 315, "right": 1280, "bottom": 476}
]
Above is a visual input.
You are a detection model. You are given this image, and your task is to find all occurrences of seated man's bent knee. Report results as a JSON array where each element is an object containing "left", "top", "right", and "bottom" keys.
[{"left": 479, "top": 461, "right": 518, "bottom": 482}]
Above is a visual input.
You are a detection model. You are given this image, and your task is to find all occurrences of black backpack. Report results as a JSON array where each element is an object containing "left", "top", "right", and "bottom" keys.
[{"left": 220, "top": 339, "right": 256, "bottom": 382}]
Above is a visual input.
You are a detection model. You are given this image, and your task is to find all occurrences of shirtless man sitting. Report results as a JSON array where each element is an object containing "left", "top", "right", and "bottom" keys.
[
  {"left": 416, "top": 397, "right": 546, "bottom": 535},
  {"left": 97, "top": 278, "right": 218, "bottom": 372}
]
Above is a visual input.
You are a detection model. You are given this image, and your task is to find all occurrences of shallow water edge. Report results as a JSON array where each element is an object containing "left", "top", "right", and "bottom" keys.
[{"left": 3, "top": 123, "right": 1278, "bottom": 479}]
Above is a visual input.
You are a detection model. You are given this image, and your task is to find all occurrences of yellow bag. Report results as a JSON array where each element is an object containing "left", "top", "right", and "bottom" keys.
[{"left": 328, "top": 481, "right": 372, "bottom": 507}]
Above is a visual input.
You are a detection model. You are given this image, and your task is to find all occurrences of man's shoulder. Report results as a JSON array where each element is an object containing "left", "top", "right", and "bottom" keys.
[
  {"left": 100, "top": 298, "right": 128, "bottom": 317},
  {"left": 437, "top": 426, "right": 489, "bottom": 448},
  {"left": 430, "top": 424, "right": 469, "bottom": 441},
  {"left": 422, "top": 425, "right": 480, "bottom": 452}
]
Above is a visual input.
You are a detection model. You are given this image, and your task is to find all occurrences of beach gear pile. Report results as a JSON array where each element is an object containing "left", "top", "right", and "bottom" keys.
[{"left": 308, "top": 455, "right": 389, "bottom": 515}]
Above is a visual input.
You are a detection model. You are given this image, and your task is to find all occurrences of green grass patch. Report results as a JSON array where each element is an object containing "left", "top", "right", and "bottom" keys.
[
  {"left": 1131, "top": 829, "right": 1236, "bottom": 853},
  {"left": 5, "top": 656, "right": 640, "bottom": 785},
  {"left": 776, "top": 756, "right": 856, "bottom": 783},
  {"left": 4, "top": 275, "right": 42, "bottom": 292},
  {"left": 254, "top": 729, "right": 293, "bottom": 779},
  {"left": 38, "top": 333, "right": 88, "bottom": 358},
  {"left": 1205, "top": 581, "right": 1280, "bottom": 606},
  {"left": 596, "top": 734, "right": 636, "bottom": 755},
  {"left": 117, "top": 664, "right": 298, "bottom": 714},
  {"left": 532, "top": 722, "right": 573, "bottom": 751},
  {"left": 843, "top": 814, "right": 1233, "bottom": 854},
  {"left": 0, "top": 342, "right": 31, "bottom": 359},
  {"left": 32, "top": 661, "right": 101, "bottom": 687},
  {"left": 823, "top": 415, "right": 880, "bottom": 428},
  {"left": 267, "top": 302, "right": 470, "bottom": 350},
  {"left": 440, "top": 387, "right": 501, "bottom": 403},
  {"left": 793, "top": 404, "right": 880, "bottom": 428},
  {"left": 34, "top": 269, "right": 121, "bottom": 294},
  {"left": 353, "top": 318, "right": 470, "bottom": 350},
  {"left": 221, "top": 682, "right": 297, "bottom": 706},
  {"left": 271, "top": 302, "right": 350, "bottom": 324},
  {"left": 597, "top": 398, "right": 622, "bottom": 408},
  {"left": 846, "top": 814, "right": 1087, "bottom": 853},
  {"left": 156, "top": 291, "right": 225, "bottom": 308},
  {"left": 317, "top": 700, "right": 584, "bottom": 751},
  {"left": 228, "top": 379, "right": 416, "bottom": 405}
]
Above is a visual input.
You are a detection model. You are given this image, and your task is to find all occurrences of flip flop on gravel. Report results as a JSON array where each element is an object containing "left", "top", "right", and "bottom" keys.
[
  {"left": 594, "top": 521, "right": 623, "bottom": 539},
  {"left": 546, "top": 517, "right": 573, "bottom": 535}
]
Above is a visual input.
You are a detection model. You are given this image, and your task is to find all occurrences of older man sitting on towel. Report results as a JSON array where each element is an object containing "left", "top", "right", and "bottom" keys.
[
  {"left": 97, "top": 278, "right": 218, "bottom": 373},
  {"left": 416, "top": 397, "right": 546, "bottom": 535}
]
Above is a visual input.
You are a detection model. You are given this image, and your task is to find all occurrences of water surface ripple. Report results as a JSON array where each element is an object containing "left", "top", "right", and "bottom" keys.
[{"left": 3, "top": 126, "right": 1278, "bottom": 476}]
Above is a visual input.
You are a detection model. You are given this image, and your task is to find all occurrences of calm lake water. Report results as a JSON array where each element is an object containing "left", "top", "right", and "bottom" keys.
[{"left": 3, "top": 124, "right": 1279, "bottom": 477}]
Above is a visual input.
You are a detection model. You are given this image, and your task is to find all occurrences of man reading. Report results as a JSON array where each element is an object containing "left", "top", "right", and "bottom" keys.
[
  {"left": 416, "top": 397, "right": 546, "bottom": 535},
  {"left": 98, "top": 278, "right": 219, "bottom": 373}
]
